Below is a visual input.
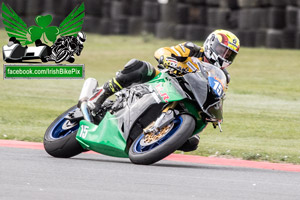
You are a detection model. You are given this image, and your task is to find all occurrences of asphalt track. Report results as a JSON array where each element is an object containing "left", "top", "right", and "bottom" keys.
[{"left": 1, "top": 140, "right": 300, "bottom": 200}]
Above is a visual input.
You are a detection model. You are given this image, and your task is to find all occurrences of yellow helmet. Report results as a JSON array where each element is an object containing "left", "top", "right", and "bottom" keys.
[{"left": 203, "top": 30, "right": 240, "bottom": 69}]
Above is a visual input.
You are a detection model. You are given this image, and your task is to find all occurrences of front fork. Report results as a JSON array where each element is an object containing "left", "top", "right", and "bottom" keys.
[{"left": 143, "top": 102, "right": 178, "bottom": 134}]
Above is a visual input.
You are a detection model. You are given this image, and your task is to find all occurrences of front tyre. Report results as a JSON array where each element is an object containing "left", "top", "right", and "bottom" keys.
[
  {"left": 129, "top": 114, "right": 195, "bottom": 165},
  {"left": 55, "top": 49, "right": 69, "bottom": 63},
  {"left": 44, "top": 105, "right": 85, "bottom": 158}
]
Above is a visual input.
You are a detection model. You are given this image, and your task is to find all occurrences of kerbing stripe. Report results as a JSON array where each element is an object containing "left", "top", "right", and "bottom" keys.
[{"left": 2, "top": 140, "right": 300, "bottom": 172}]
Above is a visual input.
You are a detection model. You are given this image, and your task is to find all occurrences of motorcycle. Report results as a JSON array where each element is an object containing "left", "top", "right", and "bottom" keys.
[{"left": 44, "top": 58, "right": 227, "bottom": 165}]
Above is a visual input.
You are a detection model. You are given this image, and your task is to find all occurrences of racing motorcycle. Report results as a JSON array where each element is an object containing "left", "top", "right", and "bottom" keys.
[
  {"left": 48, "top": 44, "right": 76, "bottom": 63},
  {"left": 44, "top": 58, "right": 226, "bottom": 165}
]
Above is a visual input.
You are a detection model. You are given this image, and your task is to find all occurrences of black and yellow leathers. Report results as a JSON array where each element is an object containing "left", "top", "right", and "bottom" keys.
[
  {"left": 155, "top": 42, "right": 230, "bottom": 82},
  {"left": 155, "top": 42, "right": 204, "bottom": 69}
]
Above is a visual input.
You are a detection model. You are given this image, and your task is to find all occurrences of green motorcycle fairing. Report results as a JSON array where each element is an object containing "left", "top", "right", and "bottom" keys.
[
  {"left": 148, "top": 71, "right": 208, "bottom": 134},
  {"left": 145, "top": 70, "right": 186, "bottom": 103},
  {"left": 76, "top": 113, "right": 128, "bottom": 158},
  {"left": 76, "top": 71, "right": 206, "bottom": 157}
]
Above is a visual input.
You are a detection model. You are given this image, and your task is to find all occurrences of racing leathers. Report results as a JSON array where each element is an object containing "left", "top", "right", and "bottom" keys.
[{"left": 154, "top": 41, "right": 230, "bottom": 82}]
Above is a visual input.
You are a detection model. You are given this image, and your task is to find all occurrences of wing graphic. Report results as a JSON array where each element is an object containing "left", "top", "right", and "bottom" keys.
[
  {"left": 1, "top": 3, "right": 30, "bottom": 45},
  {"left": 58, "top": 3, "right": 85, "bottom": 37}
]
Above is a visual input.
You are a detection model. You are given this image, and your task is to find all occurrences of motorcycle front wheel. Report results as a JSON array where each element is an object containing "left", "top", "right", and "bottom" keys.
[
  {"left": 55, "top": 49, "right": 70, "bottom": 63},
  {"left": 129, "top": 114, "right": 195, "bottom": 165},
  {"left": 44, "top": 105, "right": 85, "bottom": 158}
]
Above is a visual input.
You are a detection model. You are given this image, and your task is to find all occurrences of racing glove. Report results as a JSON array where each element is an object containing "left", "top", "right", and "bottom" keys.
[
  {"left": 158, "top": 55, "right": 178, "bottom": 69},
  {"left": 158, "top": 55, "right": 188, "bottom": 75}
]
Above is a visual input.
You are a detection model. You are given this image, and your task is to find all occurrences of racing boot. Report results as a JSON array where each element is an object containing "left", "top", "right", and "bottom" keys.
[
  {"left": 177, "top": 135, "right": 200, "bottom": 152},
  {"left": 88, "top": 59, "right": 158, "bottom": 115},
  {"left": 87, "top": 78, "right": 122, "bottom": 116}
]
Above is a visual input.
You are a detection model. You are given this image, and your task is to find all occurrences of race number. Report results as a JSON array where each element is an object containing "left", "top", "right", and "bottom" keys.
[
  {"left": 208, "top": 77, "right": 224, "bottom": 98},
  {"left": 213, "top": 81, "right": 223, "bottom": 97},
  {"left": 80, "top": 125, "right": 89, "bottom": 138}
]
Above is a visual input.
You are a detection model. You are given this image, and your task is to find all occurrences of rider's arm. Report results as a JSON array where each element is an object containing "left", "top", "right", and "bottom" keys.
[{"left": 154, "top": 42, "right": 204, "bottom": 62}]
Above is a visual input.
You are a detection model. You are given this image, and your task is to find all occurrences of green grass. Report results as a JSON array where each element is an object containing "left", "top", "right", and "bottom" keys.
[{"left": 1, "top": 31, "right": 300, "bottom": 164}]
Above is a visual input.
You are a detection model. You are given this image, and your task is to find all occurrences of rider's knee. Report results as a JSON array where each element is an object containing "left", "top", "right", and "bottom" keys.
[
  {"left": 122, "top": 59, "right": 155, "bottom": 79},
  {"left": 115, "top": 59, "right": 156, "bottom": 88},
  {"left": 122, "top": 59, "right": 145, "bottom": 74}
]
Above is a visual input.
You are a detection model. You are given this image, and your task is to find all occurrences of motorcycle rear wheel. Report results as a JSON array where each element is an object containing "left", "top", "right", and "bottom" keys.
[
  {"left": 44, "top": 105, "right": 85, "bottom": 158},
  {"left": 129, "top": 114, "right": 195, "bottom": 165}
]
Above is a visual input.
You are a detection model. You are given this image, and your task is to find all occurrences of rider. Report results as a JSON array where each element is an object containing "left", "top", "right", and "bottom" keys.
[
  {"left": 83, "top": 29, "right": 240, "bottom": 152},
  {"left": 9, "top": 37, "right": 21, "bottom": 45},
  {"left": 48, "top": 31, "right": 86, "bottom": 63}
]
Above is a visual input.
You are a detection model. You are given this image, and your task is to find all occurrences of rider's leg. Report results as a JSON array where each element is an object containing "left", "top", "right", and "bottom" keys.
[{"left": 87, "top": 59, "right": 159, "bottom": 114}]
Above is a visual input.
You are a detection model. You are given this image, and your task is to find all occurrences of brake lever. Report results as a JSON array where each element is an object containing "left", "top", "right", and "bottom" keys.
[
  {"left": 211, "top": 120, "right": 223, "bottom": 132},
  {"left": 168, "top": 65, "right": 188, "bottom": 75}
]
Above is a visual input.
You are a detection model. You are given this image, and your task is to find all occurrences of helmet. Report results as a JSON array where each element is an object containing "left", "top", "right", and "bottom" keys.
[
  {"left": 203, "top": 30, "right": 240, "bottom": 69},
  {"left": 77, "top": 31, "right": 86, "bottom": 44}
]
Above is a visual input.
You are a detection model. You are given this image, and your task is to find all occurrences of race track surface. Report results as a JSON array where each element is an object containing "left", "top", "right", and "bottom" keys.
[{"left": 1, "top": 141, "right": 300, "bottom": 200}]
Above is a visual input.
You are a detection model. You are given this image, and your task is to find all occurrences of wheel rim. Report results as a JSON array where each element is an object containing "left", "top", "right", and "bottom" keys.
[
  {"left": 132, "top": 116, "right": 183, "bottom": 153},
  {"left": 56, "top": 50, "right": 68, "bottom": 62},
  {"left": 49, "top": 108, "right": 79, "bottom": 139}
]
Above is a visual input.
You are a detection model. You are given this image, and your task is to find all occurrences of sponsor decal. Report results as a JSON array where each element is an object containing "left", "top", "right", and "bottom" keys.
[{"left": 155, "top": 83, "right": 170, "bottom": 102}]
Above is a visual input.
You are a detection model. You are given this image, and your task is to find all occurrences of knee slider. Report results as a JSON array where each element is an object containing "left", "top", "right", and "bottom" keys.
[
  {"left": 122, "top": 59, "right": 144, "bottom": 74},
  {"left": 125, "top": 60, "right": 155, "bottom": 81},
  {"left": 116, "top": 59, "right": 156, "bottom": 88}
]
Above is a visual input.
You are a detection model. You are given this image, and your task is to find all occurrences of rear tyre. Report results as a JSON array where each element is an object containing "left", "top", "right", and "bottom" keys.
[
  {"left": 129, "top": 114, "right": 195, "bottom": 165},
  {"left": 44, "top": 105, "right": 85, "bottom": 158}
]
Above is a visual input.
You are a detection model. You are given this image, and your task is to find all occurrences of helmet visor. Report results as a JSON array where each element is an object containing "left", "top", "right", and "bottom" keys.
[{"left": 212, "top": 41, "right": 237, "bottom": 62}]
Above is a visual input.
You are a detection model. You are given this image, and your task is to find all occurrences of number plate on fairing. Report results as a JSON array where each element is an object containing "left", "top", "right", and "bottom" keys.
[{"left": 208, "top": 77, "right": 224, "bottom": 98}]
